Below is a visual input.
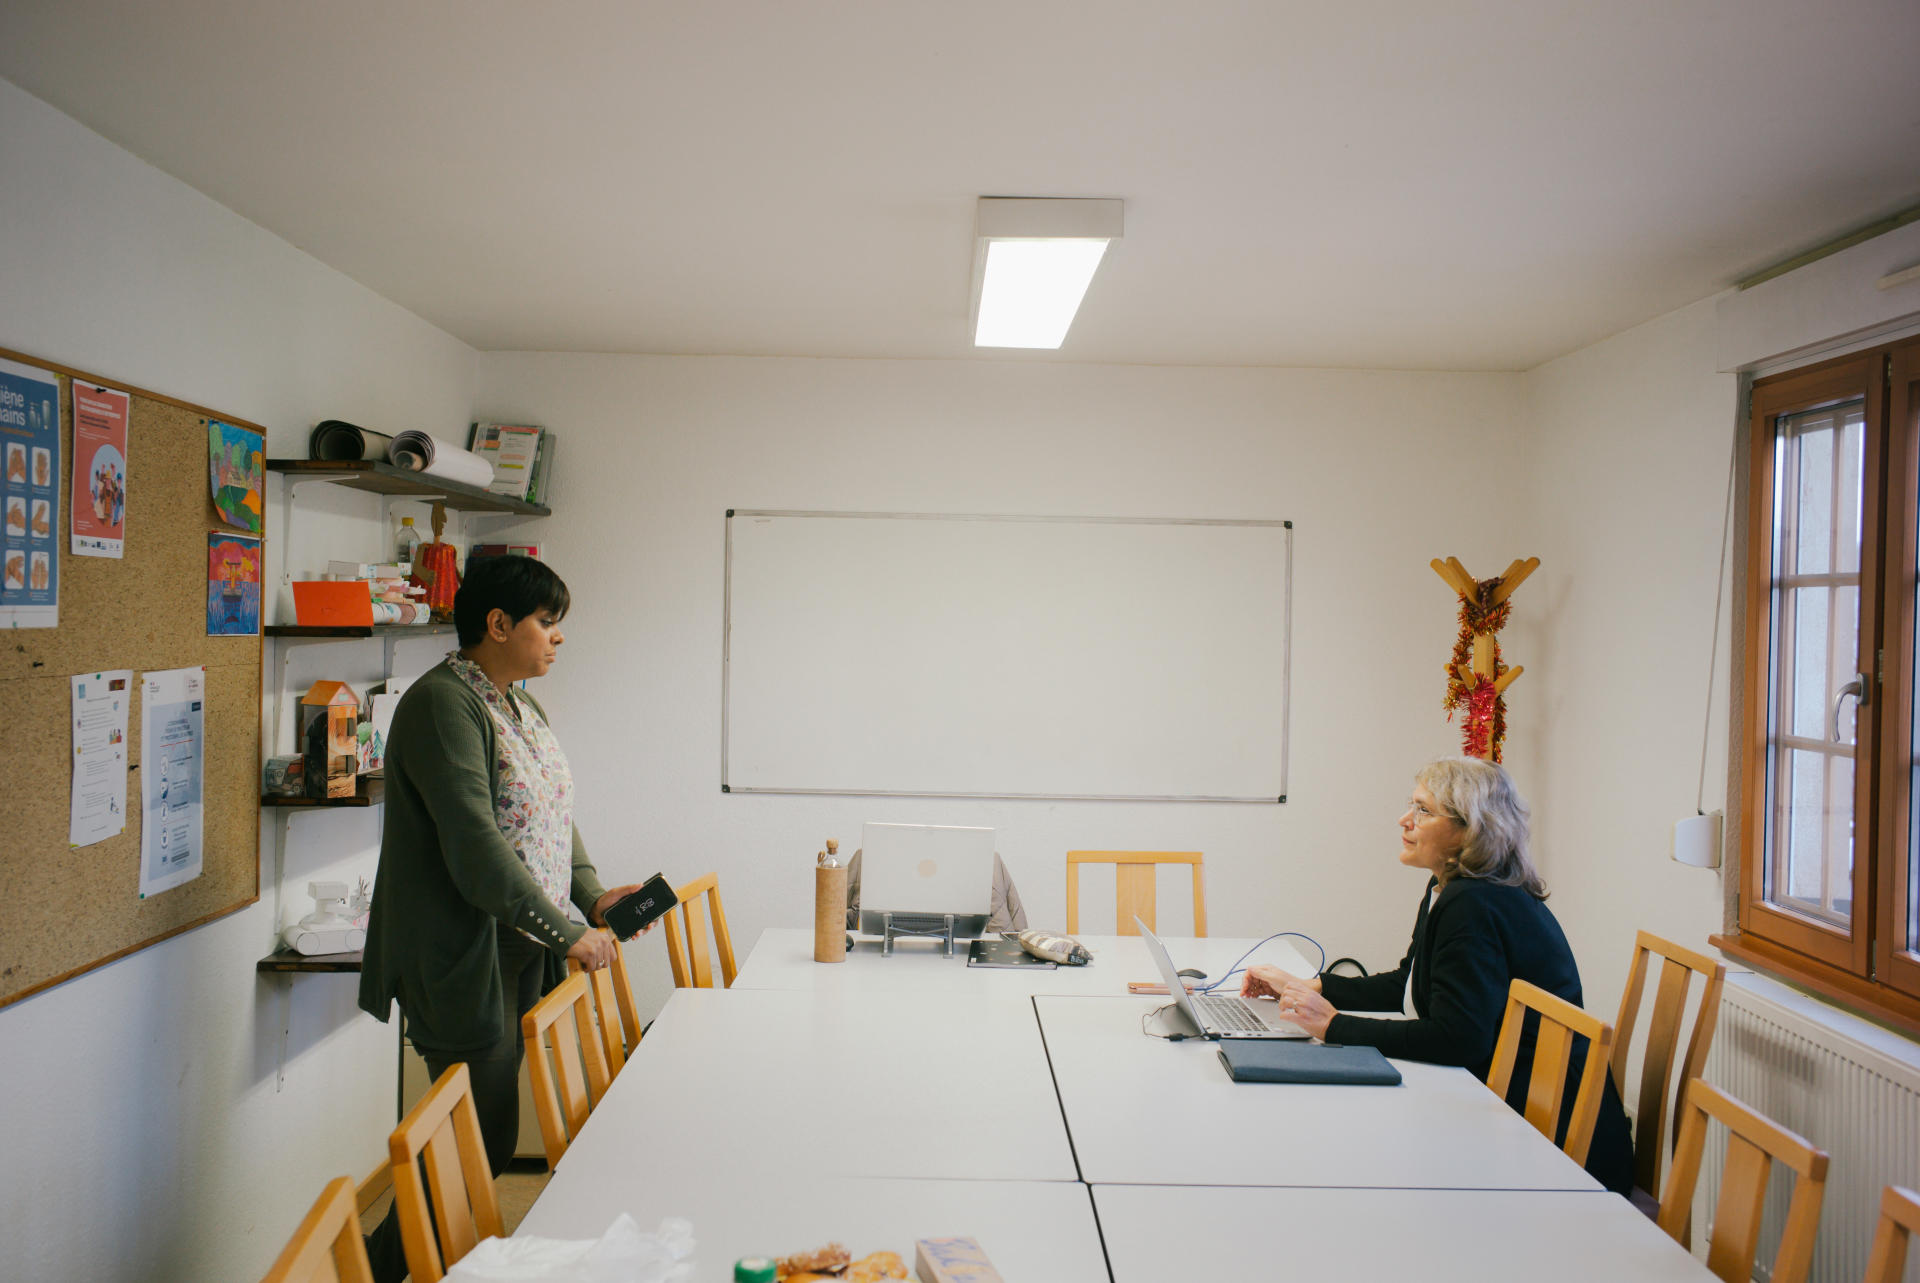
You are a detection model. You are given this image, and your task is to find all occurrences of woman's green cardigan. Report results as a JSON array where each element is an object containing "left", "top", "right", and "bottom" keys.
[{"left": 357, "top": 662, "right": 607, "bottom": 1052}]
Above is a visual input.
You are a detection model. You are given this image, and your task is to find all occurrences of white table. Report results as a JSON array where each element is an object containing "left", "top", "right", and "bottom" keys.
[
  {"left": 1095, "top": 1185, "right": 1712, "bottom": 1281},
  {"left": 1036, "top": 994, "right": 1600, "bottom": 1190},
  {"left": 554, "top": 986, "right": 1078, "bottom": 1182},
  {"left": 519, "top": 1173, "right": 1110, "bottom": 1283},
  {"left": 734, "top": 927, "right": 1316, "bottom": 996}
]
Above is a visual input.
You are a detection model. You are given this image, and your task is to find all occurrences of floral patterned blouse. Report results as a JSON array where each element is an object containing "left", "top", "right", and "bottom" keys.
[{"left": 445, "top": 652, "right": 583, "bottom": 932}]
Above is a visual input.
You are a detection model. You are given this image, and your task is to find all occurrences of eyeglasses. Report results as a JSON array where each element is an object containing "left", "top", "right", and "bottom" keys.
[{"left": 1405, "top": 798, "right": 1458, "bottom": 824}]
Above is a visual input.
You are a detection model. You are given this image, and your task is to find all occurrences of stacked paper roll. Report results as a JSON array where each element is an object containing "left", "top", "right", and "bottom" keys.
[
  {"left": 308, "top": 419, "right": 395, "bottom": 461},
  {"left": 386, "top": 430, "right": 496, "bottom": 490}
]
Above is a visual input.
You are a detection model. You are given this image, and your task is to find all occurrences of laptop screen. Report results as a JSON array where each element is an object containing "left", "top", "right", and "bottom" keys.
[{"left": 1137, "top": 918, "right": 1208, "bottom": 1035}]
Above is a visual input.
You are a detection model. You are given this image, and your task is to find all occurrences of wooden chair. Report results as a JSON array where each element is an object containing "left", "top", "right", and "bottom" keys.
[
  {"left": 387, "top": 1062, "right": 504, "bottom": 1283},
  {"left": 568, "top": 955, "right": 634, "bottom": 1077},
  {"left": 1863, "top": 1185, "right": 1920, "bottom": 1283},
  {"left": 259, "top": 1176, "right": 374, "bottom": 1283},
  {"left": 1486, "top": 979, "right": 1616, "bottom": 1165},
  {"left": 522, "top": 970, "right": 613, "bottom": 1169},
  {"left": 1610, "top": 930, "right": 1727, "bottom": 1207},
  {"left": 1657, "top": 1078, "right": 1830, "bottom": 1283},
  {"left": 1065, "top": 850, "right": 1206, "bottom": 936},
  {"left": 663, "top": 872, "right": 738, "bottom": 988}
]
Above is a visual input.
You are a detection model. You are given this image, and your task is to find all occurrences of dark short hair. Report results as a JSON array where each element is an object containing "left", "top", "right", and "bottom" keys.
[{"left": 454, "top": 555, "right": 571, "bottom": 647}]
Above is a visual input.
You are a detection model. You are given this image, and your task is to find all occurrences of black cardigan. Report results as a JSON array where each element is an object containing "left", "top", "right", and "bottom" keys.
[{"left": 1319, "top": 874, "right": 1634, "bottom": 1194}]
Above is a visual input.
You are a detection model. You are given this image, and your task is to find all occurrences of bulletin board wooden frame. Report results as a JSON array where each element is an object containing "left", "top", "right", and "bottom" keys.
[{"left": 0, "top": 345, "right": 263, "bottom": 1011}]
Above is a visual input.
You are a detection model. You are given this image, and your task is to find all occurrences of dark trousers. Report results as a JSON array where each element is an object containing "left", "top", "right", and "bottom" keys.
[{"left": 367, "top": 928, "right": 547, "bottom": 1283}]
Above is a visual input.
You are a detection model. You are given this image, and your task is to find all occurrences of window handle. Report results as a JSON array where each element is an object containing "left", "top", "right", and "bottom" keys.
[{"left": 1833, "top": 675, "right": 1868, "bottom": 742}]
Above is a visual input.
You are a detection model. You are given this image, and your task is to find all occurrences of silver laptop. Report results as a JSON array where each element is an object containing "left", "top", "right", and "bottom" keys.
[
  {"left": 1138, "top": 917, "right": 1307, "bottom": 1040},
  {"left": 857, "top": 822, "right": 995, "bottom": 937}
]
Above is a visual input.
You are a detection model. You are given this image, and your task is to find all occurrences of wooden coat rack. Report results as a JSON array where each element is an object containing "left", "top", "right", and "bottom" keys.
[{"left": 1430, "top": 555, "right": 1539, "bottom": 762}]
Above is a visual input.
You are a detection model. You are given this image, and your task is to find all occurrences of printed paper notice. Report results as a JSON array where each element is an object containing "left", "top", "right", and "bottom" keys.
[
  {"left": 71, "top": 382, "right": 129, "bottom": 557},
  {"left": 70, "top": 670, "right": 131, "bottom": 846},
  {"left": 140, "top": 666, "right": 205, "bottom": 897},
  {"left": 1, "top": 355, "right": 61, "bottom": 628}
]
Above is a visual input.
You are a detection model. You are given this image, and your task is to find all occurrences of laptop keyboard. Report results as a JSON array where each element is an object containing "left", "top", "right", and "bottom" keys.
[{"left": 1194, "top": 994, "right": 1268, "bottom": 1032}]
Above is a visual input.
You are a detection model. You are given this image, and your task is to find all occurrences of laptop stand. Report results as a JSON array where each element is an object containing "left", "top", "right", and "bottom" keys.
[{"left": 877, "top": 911, "right": 959, "bottom": 958}]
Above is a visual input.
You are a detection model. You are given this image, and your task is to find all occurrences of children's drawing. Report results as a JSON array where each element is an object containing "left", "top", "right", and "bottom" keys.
[
  {"left": 207, "top": 420, "right": 264, "bottom": 533},
  {"left": 207, "top": 532, "right": 262, "bottom": 635}
]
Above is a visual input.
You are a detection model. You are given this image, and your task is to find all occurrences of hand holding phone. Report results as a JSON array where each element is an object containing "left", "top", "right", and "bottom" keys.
[{"left": 601, "top": 873, "right": 679, "bottom": 941}]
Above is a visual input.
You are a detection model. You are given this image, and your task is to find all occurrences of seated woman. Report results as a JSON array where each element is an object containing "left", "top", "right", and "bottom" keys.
[{"left": 1243, "top": 756, "right": 1633, "bottom": 1194}]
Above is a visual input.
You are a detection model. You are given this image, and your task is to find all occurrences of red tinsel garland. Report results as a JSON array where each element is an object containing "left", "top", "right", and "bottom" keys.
[{"left": 1442, "top": 578, "right": 1509, "bottom": 763}]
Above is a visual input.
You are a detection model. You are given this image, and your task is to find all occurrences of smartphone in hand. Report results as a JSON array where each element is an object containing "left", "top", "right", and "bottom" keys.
[{"left": 602, "top": 873, "right": 678, "bottom": 941}]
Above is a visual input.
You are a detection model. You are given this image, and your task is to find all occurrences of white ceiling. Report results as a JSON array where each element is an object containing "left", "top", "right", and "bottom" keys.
[{"left": 2, "top": 1, "right": 1916, "bottom": 371}]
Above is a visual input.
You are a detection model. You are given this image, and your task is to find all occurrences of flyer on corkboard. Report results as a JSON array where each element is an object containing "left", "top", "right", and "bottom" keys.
[{"left": 71, "top": 381, "right": 129, "bottom": 557}]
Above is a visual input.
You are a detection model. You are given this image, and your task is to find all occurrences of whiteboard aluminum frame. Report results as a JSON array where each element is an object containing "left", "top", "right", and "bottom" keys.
[{"left": 721, "top": 509, "right": 1292, "bottom": 803}]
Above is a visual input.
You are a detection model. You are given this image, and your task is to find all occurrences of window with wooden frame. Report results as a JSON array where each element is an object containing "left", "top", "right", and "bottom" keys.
[{"left": 1717, "top": 336, "right": 1920, "bottom": 1030}]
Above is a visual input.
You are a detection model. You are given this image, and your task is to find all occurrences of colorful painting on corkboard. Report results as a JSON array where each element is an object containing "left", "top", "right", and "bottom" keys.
[
  {"left": 207, "top": 420, "right": 264, "bottom": 533},
  {"left": 206, "top": 532, "right": 261, "bottom": 636}
]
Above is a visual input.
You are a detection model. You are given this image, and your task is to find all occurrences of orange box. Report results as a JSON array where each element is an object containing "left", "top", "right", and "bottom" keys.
[{"left": 291, "top": 580, "right": 374, "bottom": 627}]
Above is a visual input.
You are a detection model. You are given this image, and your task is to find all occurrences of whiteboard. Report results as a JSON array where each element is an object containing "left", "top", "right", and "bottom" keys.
[{"left": 722, "top": 511, "right": 1291, "bottom": 802}]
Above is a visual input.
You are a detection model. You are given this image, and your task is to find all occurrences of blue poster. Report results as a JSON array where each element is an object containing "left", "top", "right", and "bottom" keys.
[{"left": 0, "top": 356, "right": 62, "bottom": 628}]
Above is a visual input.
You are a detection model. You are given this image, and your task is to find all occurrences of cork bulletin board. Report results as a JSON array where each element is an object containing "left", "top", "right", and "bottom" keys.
[{"left": 0, "top": 346, "right": 263, "bottom": 1010}]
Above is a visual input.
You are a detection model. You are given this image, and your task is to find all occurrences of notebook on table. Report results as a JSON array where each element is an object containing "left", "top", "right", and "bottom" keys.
[
  {"left": 1216, "top": 1039, "right": 1402, "bottom": 1085},
  {"left": 1137, "top": 918, "right": 1307, "bottom": 1040}
]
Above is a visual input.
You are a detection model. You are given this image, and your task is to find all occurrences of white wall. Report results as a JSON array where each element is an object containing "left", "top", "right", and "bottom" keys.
[
  {"left": 477, "top": 353, "right": 1537, "bottom": 1021},
  {"left": 0, "top": 78, "right": 478, "bottom": 1282},
  {"left": 1518, "top": 296, "right": 1735, "bottom": 1023}
]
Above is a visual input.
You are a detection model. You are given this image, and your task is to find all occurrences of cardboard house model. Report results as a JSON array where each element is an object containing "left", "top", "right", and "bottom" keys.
[{"left": 299, "top": 680, "right": 360, "bottom": 799}]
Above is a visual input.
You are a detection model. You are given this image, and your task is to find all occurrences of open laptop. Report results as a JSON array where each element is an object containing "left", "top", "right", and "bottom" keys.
[
  {"left": 1138, "top": 918, "right": 1308, "bottom": 1040},
  {"left": 857, "top": 822, "right": 995, "bottom": 937}
]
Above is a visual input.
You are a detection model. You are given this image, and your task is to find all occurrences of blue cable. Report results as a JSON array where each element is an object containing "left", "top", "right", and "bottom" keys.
[{"left": 1190, "top": 931, "right": 1328, "bottom": 993}]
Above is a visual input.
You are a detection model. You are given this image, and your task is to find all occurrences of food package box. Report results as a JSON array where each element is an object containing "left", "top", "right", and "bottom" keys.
[{"left": 914, "top": 1238, "right": 1002, "bottom": 1283}]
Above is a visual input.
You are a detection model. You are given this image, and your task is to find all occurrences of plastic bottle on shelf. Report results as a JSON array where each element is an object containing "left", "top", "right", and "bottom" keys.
[{"left": 394, "top": 515, "right": 421, "bottom": 568}]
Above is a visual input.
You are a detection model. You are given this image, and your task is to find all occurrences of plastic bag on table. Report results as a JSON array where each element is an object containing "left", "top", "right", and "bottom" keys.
[{"left": 446, "top": 1214, "right": 695, "bottom": 1283}]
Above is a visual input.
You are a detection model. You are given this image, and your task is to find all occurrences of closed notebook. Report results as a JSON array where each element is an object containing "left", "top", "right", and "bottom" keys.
[{"left": 1216, "top": 1040, "right": 1402, "bottom": 1086}]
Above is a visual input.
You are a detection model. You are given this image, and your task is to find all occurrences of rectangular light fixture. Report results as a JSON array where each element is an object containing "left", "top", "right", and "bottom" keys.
[{"left": 971, "top": 197, "right": 1124, "bottom": 349}]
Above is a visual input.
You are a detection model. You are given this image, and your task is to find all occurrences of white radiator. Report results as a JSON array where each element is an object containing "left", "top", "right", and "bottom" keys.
[{"left": 1700, "top": 978, "right": 1920, "bottom": 1282}]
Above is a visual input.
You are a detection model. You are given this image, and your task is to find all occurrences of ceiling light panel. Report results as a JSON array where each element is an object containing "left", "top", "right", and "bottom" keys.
[{"left": 971, "top": 197, "right": 1124, "bottom": 350}]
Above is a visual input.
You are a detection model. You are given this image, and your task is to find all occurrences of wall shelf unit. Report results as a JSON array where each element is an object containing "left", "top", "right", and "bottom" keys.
[
  {"left": 257, "top": 949, "right": 363, "bottom": 974},
  {"left": 264, "top": 459, "right": 549, "bottom": 516}
]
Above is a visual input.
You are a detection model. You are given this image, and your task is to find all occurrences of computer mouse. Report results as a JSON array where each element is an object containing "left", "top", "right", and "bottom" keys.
[{"left": 1176, "top": 967, "right": 1207, "bottom": 980}]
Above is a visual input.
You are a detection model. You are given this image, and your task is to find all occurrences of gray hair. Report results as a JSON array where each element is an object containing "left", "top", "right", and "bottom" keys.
[{"left": 1416, "top": 757, "right": 1547, "bottom": 898}]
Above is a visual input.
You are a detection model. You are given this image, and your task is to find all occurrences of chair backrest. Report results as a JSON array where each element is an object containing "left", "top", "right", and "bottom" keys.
[
  {"left": 1065, "top": 850, "right": 1206, "bottom": 936},
  {"left": 1610, "top": 930, "right": 1727, "bottom": 1201},
  {"left": 259, "top": 1175, "right": 374, "bottom": 1283},
  {"left": 1485, "top": 978, "right": 1616, "bottom": 1165},
  {"left": 663, "top": 872, "right": 738, "bottom": 988},
  {"left": 387, "top": 1062, "right": 504, "bottom": 1283},
  {"left": 522, "top": 971, "right": 613, "bottom": 1169},
  {"left": 1657, "top": 1078, "right": 1830, "bottom": 1283},
  {"left": 1863, "top": 1185, "right": 1920, "bottom": 1283},
  {"left": 568, "top": 954, "right": 633, "bottom": 1078}
]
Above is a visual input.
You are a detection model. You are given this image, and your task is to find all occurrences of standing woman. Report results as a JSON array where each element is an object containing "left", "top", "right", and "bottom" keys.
[
  {"left": 359, "top": 555, "right": 647, "bottom": 1281},
  {"left": 1242, "top": 756, "right": 1633, "bottom": 1194}
]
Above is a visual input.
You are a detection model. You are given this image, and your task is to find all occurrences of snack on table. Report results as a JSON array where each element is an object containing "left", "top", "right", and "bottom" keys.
[
  {"left": 777, "top": 1243, "right": 850, "bottom": 1279},
  {"left": 848, "top": 1251, "right": 907, "bottom": 1282},
  {"left": 774, "top": 1244, "right": 908, "bottom": 1282}
]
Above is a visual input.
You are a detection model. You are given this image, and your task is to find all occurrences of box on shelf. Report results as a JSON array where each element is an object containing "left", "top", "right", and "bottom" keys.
[
  {"left": 470, "top": 542, "right": 542, "bottom": 560},
  {"left": 263, "top": 755, "right": 304, "bottom": 797},
  {"left": 291, "top": 580, "right": 375, "bottom": 628},
  {"left": 299, "top": 681, "right": 360, "bottom": 798}
]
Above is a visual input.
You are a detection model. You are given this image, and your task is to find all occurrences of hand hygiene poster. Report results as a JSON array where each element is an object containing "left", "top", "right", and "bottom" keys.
[
  {"left": 0, "top": 355, "right": 61, "bottom": 628},
  {"left": 140, "top": 666, "right": 205, "bottom": 897},
  {"left": 71, "top": 381, "right": 129, "bottom": 558}
]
